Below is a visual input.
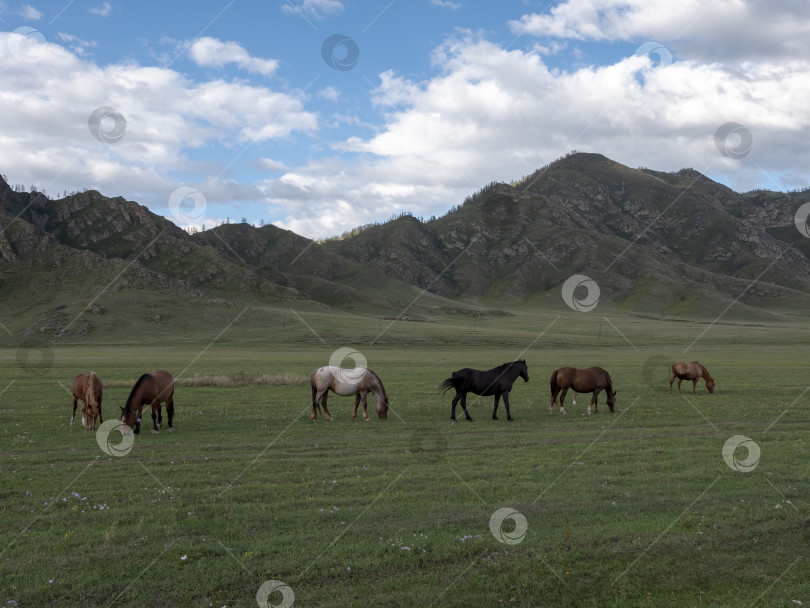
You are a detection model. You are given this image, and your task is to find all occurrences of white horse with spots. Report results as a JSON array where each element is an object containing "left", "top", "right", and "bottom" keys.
[{"left": 310, "top": 366, "right": 389, "bottom": 422}]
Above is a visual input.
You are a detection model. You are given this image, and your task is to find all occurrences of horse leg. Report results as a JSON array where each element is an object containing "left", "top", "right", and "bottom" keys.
[
  {"left": 165, "top": 394, "right": 173, "bottom": 430},
  {"left": 460, "top": 393, "right": 473, "bottom": 421},
  {"left": 492, "top": 394, "right": 500, "bottom": 420},
  {"left": 691, "top": 379, "right": 697, "bottom": 394},
  {"left": 677, "top": 378, "right": 683, "bottom": 394},
  {"left": 320, "top": 392, "right": 333, "bottom": 421},
  {"left": 669, "top": 371, "right": 675, "bottom": 393},
  {"left": 311, "top": 384, "right": 319, "bottom": 421},
  {"left": 71, "top": 397, "right": 78, "bottom": 426},
  {"left": 451, "top": 393, "right": 460, "bottom": 421},
  {"left": 503, "top": 391, "right": 514, "bottom": 422},
  {"left": 362, "top": 392, "right": 370, "bottom": 422},
  {"left": 151, "top": 400, "right": 160, "bottom": 434},
  {"left": 559, "top": 387, "right": 568, "bottom": 414},
  {"left": 573, "top": 392, "right": 578, "bottom": 406},
  {"left": 352, "top": 394, "right": 360, "bottom": 421},
  {"left": 590, "top": 389, "right": 601, "bottom": 414},
  {"left": 549, "top": 387, "right": 558, "bottom": 414}
]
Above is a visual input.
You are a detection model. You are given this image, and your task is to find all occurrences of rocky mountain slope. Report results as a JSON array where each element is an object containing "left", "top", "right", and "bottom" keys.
[{"left": 2, "top": 153, "right": 809, "bottom": 337}]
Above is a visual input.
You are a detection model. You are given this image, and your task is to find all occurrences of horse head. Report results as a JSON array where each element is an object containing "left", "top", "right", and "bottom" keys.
[
  {"left": 120, "top": 405, "right": 141, "bottom": 434},
  {"left": 706, "top": 379, "right": 715, "bottom": 394},
  {"left": 518, "top": 359, "right": 529, "bottom": 383},
  {"left": 83, "top": 404, "right": 98, "bottom": 431},
  {"left": 607, "top": 389, "right": 617, "bottom": 412},
  {"left": 376, "top": 398, "right": 389, "bottom": 420}
]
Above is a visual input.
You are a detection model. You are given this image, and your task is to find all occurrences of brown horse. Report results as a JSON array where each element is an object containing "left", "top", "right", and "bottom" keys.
[
  {"left": 670, "top": 362, "right": 714, "bottom": 394},
  {"left": 310, "top": 366, "right": 389, "bottom": 422},
  {"left": 550, "top": 367, "right": 616, "bottom": 414},
  {"left": 71, "top": 372, "right": 103, "bottom": 430},
  {"left": 121, "top": 370, "right": 175, "bottom": 434}
]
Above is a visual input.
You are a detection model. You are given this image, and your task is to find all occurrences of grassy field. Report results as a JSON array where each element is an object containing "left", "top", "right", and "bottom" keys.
[{"left": 1, "top": 309, "right": 809, "bottom": 607}]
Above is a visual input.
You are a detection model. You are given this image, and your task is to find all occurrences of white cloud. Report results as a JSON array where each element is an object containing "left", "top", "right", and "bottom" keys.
[
  {"left": 282, "top": 0, "right": 344, "bottom": 19},
  {"left": 56, "top": 32, "right": 97, "bottom": 56},
  {"left": 255, "top": 158, "right": 288, "bottom": 172},
  {"left": 89, "top": 2, "right": 112, "bottom": 17},
  {"left": 317, "top": 86, "right": 340, "bottom": 101},
  {"left": 0, "top": 31, "right": 316, "bottom": 213},
  {"left": 19, "top": 4, "right": 41, "bottom": 20},
  {"left": 188, "top": 37, "right": 279, "bottom": 77},
  {"left": 430, "top": 0, "right": 461, "bottom": 9},
  {"left": 268, "top": 30, "right": 810, "bottom": 237},
  {"left": 509, "top": 0, "right": 810, "bottom": 60}
]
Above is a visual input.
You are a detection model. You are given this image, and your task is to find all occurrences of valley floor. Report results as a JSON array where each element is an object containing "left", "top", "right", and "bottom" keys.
[{"left": 1, "top": 314, "right": 809, "bottom": 607}]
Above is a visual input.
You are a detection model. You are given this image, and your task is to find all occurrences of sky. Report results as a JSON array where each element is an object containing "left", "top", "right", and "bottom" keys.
[{"left": 1, "top": 0, "right": 809, "bottom": 238}]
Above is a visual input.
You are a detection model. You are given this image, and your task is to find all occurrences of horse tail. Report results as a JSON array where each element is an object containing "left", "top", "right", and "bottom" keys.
[
  {"left": 439, "top": 377, "right": 456, "bottom": 394},
  {"left": 550, "top": 369, "right": 559, "bottom": 393}
]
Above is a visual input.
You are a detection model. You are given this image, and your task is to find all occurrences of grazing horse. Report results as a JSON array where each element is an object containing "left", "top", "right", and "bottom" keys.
[
  {"left": 310, "top": 366, "right": 389, "bottom": 422},
  {"left": 440, "top": 360, "right": 529, "bottom": 422},
  {"left": 121, "top": 370, "right": 175, "bottom": 434},
  {"left": 550, "top": 367, "right": 616, "bottom": 414},
  {"left": 670, "top": 362, "right": 715, "bottom": 394},
  {"left": 71, "top": 372, "right": 103, "bottom": 430}
]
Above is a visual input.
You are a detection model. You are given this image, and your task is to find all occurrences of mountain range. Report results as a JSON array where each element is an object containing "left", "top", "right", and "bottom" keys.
[{"left": 2, "top": 152, "right": 810, "bottom": 339}]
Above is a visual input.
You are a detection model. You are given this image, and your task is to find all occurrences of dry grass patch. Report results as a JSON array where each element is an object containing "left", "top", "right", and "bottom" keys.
[{"left": 107, "top": 372, "right": 308, "bottom": 388}]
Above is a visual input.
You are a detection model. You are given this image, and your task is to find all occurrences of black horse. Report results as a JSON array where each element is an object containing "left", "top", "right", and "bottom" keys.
[{"left": 440, "top": 360, "right": 529, "bottom": 422}]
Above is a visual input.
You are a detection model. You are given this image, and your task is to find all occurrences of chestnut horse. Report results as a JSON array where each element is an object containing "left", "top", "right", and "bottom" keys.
[
  {"left": 550, "top": 367, "right": 616, "bottom": 414},
  {"left": 71, "top": 372, "right": 103, "bottom": 430},
  {"left": 440, "top": 360, "right": 529, "bottom": 422},
  {"left": 670, "top": 361, "right": 714, "bottom": 394},
  {"left": 310, "top": 366, "right": 389, "bottom": 422},
  {"left": 121, "top": 370, "right": 175, "bottom": 434}
]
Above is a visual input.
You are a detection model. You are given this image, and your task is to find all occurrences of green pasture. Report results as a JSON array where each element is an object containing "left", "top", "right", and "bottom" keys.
[{"left": 1, "top": 310, "right": 809, "bottom": 607}]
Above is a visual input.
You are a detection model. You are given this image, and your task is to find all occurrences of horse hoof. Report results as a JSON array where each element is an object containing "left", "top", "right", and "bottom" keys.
[
  {"left": 492, "top": 416, "right": 498, "bottom": 421},
  {"left": 508, "top": 418, "right": 514, "bottom": 422},
  {"left": 151, "top": 430, "right": 159, "bottom": 435},
  {"left": 466, "top": 417, "right": 474, "bottom": 422}
]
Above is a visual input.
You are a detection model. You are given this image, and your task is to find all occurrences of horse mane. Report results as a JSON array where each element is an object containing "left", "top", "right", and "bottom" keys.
[
  {"left": 367, "top": 368, "right": 388, "bottom": 400},
  {"left": 124, "top": 373, "right": 152, "bottom": 414},
  {"left": 86, "top": 372, "right": 98, "bottom": 408},
  {"left": 494, "top": 360, "right": 524, "bottom": 372},
  {"left": 699, "top": 363, "right": 713, "bottom": 381}
]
